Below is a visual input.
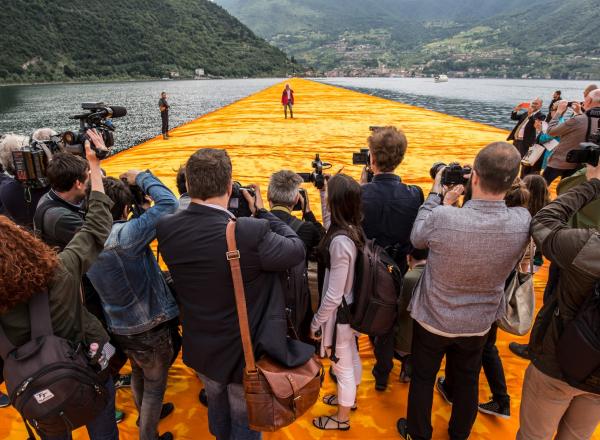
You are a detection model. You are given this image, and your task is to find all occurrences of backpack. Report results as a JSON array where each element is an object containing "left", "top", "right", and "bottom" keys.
[
  {"left": 556, "top": 282, "right": 600, "bottom": 389},
  {"left": 320, "top": 231, "right": 403, "bottom": 337},
  {"left": 0, "top": 292, "right": 109, "bottom": 438},
  {"left": 281, "top": 216, "right": 313, "bottom": 341}
]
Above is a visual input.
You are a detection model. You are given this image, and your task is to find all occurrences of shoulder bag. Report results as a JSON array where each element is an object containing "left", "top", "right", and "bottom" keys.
[
  {"left": 226, "top": 219, "right": 323, "bottom": 432},
  {"left": 497, "top": 240, "right": 536, "bottom": 336}
]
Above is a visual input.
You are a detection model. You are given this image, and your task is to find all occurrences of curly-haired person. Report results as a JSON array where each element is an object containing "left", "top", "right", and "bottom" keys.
[{"left": 0, "top": 133, "right": 120, "bottom": 440}]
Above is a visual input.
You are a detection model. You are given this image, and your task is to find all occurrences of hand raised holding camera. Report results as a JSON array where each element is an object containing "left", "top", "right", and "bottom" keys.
[
  {"left": 241, "top": 183, "right": 264, "bottom": 215},
  {"left": 443, "top": 184, "right": 465, "bottom": 206}
]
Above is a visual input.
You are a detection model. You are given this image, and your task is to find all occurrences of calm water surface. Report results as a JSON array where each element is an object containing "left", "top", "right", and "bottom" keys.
[{"left": 0, "top": 77, "right": 596, "bottom": 152}]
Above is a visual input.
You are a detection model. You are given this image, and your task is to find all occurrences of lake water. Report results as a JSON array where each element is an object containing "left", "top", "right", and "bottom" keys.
[{"left": 0, "top": 77, "right": 595, "bottom": 152}]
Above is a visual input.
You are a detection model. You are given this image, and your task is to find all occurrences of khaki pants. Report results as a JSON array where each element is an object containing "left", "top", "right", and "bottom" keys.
[{"left": 517, "top": 364, "right": 600, "bottom": 440}]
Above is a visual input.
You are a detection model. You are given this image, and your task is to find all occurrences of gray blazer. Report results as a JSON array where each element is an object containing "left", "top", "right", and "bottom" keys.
[{"left": 408, "top": 195, "right": 531, "bottom": 335}]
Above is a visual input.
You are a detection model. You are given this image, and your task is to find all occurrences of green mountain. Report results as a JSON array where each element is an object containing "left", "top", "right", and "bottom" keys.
[
  {"left": 0, "top": 0, "right": 296, "bottom": 83},
  {"left": 214, "top": 0, "right": 599, "bottom": 79}
]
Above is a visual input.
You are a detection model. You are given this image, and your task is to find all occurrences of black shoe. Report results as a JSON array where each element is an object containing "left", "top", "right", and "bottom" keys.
[
  {"left": 478, "top": 399, "right": 511, "bottom": 419},
  {"left": 328, "top": 366, "right": 338, "bottom": 384},
  {"left": 509, "top": 342, "right": 531, "bottom": 360},
  {"left": 158, "top": 432, "right": 173, "bottom": 440},
  {"left": 372, "top": 367, "right": 388, "bottom": 391},
  {"left": 199, "top": 388, "right": 208, "bottom": 407},
  {"left": 136, "top": 402, "right": 175, "bottom": 426},
  {"left": 397, "top": 418, "right": 410, "bottom": 439},
  {"left": 436, "top": 376, "right": 453, "bottom": 405}
]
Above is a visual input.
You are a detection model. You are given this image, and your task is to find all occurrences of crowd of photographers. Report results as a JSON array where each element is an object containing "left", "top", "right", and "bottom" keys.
[{"left": 0, "top": 83, "right": 599, "bottom": 440}]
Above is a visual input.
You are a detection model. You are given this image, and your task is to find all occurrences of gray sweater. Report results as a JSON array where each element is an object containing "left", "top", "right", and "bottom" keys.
[{"left": 408, "top": 194, "right": 531, "bottom": 336}]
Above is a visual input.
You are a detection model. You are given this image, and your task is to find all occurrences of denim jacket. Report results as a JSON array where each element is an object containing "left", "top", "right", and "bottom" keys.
[{"left": 87, "top": 172, "right": 179, "bottom": 335}]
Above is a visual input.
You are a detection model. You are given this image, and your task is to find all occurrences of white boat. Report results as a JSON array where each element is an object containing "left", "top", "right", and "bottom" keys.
[{"left": 434, "top": 74, "right": 449, "bottom": 83}]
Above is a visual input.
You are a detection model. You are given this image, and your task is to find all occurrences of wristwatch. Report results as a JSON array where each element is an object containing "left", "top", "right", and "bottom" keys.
[{"left": 428, "top": 192, "right": 443, "bottom": 203}]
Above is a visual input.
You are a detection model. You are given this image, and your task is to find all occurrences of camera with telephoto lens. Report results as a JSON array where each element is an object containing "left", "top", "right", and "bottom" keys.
[
  {"left": 430, "top": 162, "right": 472, "bottom": 186},
  {"left": 566, "top": 108, "right": 600, "bottom": 167},
  {"left": 228, "top": 181, "right": 255, "bottom": 217},
  {"left": 297, "top": 154, "right": 331, "bottom": 190},
  {"left": 61, "top": 102, "right": 127, "bottom": 159}
]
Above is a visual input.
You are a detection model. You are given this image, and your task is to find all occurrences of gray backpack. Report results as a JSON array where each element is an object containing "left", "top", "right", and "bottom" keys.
[{"left": 0, "top": 292, "right": 109, "bottom": 438}]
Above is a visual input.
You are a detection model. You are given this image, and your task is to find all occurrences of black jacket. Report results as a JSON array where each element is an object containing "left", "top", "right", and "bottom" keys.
[
  {"left": 507, "top": 110, "right": 538, "bottom": 148},
  {"left": 157, "top": 203, "right": 312, "bottom": 384},
  {"left": 361, "top": 173, "right": 423, "bottom": 272},
  {"left": 270, "top": 208, "right": 324, "bottom": 261}
]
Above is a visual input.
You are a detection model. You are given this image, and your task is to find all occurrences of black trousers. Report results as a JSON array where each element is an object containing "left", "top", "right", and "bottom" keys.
[
  {"left": 446, "top": 324, "right": 509, "bottom": 406},
  {"left": 542, "top": 166, "right": 577, "bottom": 186},
  {"left": 372, "top": 331, "right": 394, "bottom": 384},
  {"left": 407, "top": 322, "right": 488, "bottom": 440},
  {"left": 161, "top": 111, "right": 169, "bottom": 134}
]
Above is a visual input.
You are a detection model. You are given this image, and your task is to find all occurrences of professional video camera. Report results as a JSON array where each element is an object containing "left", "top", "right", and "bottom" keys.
[
  {"left": 61, "top": 103, "right": 127, "bottom": 159},
  {"left": 228, "top": 181, "right": 256, "bottom": 217},
  {"left": 11, "top": 103, "right": 127, "bottom": 188},
  {"left": 430, "top": 162, "right": 472, "bottom": 186},
  {"left": 566, "top": 108, "right": 600, "bottom": 167},
  {"left": 297, "top": 154, "right": 331, "bottom": 190}
]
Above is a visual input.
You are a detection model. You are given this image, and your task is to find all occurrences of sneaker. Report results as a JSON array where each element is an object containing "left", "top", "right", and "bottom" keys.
[
  {"left": 198, "top": 388, "right": 208, "bottom": 407},
  {"left": 436, "top": 377, "right": 453, "bottom": 405},
  {"left": 509, "top": 342, "right": 531, "bottom": 360},
  {"left": 136, "top": 402, "right": 174, "bottom": 426},
  {"left": 0, "top": 393, "right": 10, "bottom": 408},
  {"left": 478, "top": 399, "right": 510, "bottom": 419},
  {"left": 158, "top": 432, "right": 173, "bottom": 440},
  {"left": 396, "top": 418, "right": 411, "bottom": 439},
  {"left": 115, "top": 410, "right": 125, "bottom": 424},
  {"left": 114, "top": 374, "right": 131, "bottom": 389}
]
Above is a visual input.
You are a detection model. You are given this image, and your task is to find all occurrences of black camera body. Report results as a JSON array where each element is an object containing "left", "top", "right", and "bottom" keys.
[
  {"left": 61, "top": 103, "right": 126, "bottom": 159},
  {"left": 297, "top": 154, "right": 330, "bottom": 190},
  {"left": 120, "top": 178, "right": 148, "bottom": 218},
  {"left": 228, "top": 181, "right": 255, "bottom": 217},
  {"left": 566, "top": 109, "right": 600, "bottom": 167},
  {"left": 352, "top": 148, "right": 370, "bottom": 166},
  {"left": 430, "top": 162, "right": 472, "bottom": 186},
  {"left": 292, "top": 188, "right": 308, "bottom": 212}
]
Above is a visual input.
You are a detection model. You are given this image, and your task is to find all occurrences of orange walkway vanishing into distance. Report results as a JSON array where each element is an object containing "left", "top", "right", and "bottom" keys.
[{"left": 2, "top": 78, "right": 598, "bottom": 439}]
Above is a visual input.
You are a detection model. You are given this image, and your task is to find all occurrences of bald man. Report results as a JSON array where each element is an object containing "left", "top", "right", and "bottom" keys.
[
  {"left": 507, "top": 97, "right": 544, "bottom": 176},
  {"left": 544, "top": 89, "right": 600, "bottom": 185}
]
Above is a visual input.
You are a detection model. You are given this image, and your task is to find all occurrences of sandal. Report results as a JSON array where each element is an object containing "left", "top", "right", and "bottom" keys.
[
  {"left": 312, "top": 415, "right": 350, "bottom": 431},
  {"left": 322, "top": 394, "right": 358, "bottom": 410}
]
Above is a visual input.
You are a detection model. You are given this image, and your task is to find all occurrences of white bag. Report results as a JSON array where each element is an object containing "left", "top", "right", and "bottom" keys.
[{"left": 521, "top": 144, "right": 546, "bottom": 167}]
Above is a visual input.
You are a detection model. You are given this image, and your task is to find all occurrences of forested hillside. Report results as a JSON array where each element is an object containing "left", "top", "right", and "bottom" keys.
[
  {"left": 215, "top": 0, "right": 599, "bottom": 79},
  {"left": 0, "top": 0, "right": 296, "bottom": 83}
]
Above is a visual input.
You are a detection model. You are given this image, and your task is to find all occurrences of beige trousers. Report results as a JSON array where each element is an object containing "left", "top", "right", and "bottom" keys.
[{"left": 517, "top": 364, "right": 600, "bottom": 440}]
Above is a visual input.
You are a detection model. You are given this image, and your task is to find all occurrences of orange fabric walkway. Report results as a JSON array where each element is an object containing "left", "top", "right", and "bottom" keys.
[{"left": 1, "top": 78, "right": 598, "bottom": 439}]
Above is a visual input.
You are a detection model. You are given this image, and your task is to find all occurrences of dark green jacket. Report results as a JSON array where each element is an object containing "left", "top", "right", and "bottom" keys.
[
  {"left": 530, "top": 179, "right": 600, "bottom": 393},
  {"left": 0, "top": 191, "right": 113, "bottom": 348},
  {"left": 557, "top": 168, "right": 600, "bottom": 228}
]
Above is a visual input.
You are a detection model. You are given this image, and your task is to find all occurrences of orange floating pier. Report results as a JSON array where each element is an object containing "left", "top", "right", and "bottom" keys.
[{"left": 2, "top": 78, "right": 598, "bottom": 439}]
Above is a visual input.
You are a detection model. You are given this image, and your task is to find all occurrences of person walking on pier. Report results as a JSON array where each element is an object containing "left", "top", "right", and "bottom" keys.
[
  {"left": 282, "top": 84, "right": 294, "bottom": 119},
  {"left": 159, "top": 92, "right": 170, "bottom": 139}
]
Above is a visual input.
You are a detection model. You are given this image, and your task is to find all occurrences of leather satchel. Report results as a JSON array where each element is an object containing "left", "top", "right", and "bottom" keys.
[
  {"left": 497, "top": 240, "right": 536, "bottom": 336},
  {"left": 225, "top": 220, "right": 323, "bottom": 432}
]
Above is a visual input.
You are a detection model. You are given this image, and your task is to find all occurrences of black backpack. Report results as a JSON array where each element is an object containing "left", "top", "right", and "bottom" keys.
[
  {"left": 281, "top": 217, "right": 314, "bottom": 341},
  {"left": 320, "top": 231, "right": 403, "bottom": 337},
  {"left": 0, "top": 292, "right": 109, "bottom": 438},
  {"left": 556, "top": 282, "right": 600, "bottom": 389}
]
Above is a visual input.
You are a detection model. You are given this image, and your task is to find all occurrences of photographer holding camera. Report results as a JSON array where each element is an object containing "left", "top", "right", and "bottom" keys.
[
  {"left": 0, "top": 141, "right": 119, "bottom": 440},
  {"left": 359, "top": 126, "right": 424, "bottom": 391},
  {"left": 517, "top": 164, "right": 600, "bottom": 440},
  {"left": 0, "top": 133, "right": 49, "bottom": 229},
  {"left": 86, "top": 170, "right": 179, "bottom": 440},
  {"left": 397, "top": 142, "right": 531, "bottom": 440},
  {"left": 544, "top": 89, "right": 600, "bottom": 185},
  {"left": 267, "top": 170, "right": 325, "bottom": 340}
]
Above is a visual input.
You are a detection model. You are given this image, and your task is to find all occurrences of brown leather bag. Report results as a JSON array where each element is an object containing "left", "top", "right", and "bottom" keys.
[{"left": 226, "top": 219, "right": 323, "bottom": 432}]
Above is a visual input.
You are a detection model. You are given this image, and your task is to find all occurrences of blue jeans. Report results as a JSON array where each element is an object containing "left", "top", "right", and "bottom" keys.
[
  {"left": 197, "top": 373, "right": 261, "bottom": 440},
  {"left": 43, "top": 377, "right": 118, "bottom": 440}
]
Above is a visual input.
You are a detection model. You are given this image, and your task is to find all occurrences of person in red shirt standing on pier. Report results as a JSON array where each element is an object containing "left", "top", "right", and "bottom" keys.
[{"left": 282, "top": 84, "right": 294, "bottom": 119}]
